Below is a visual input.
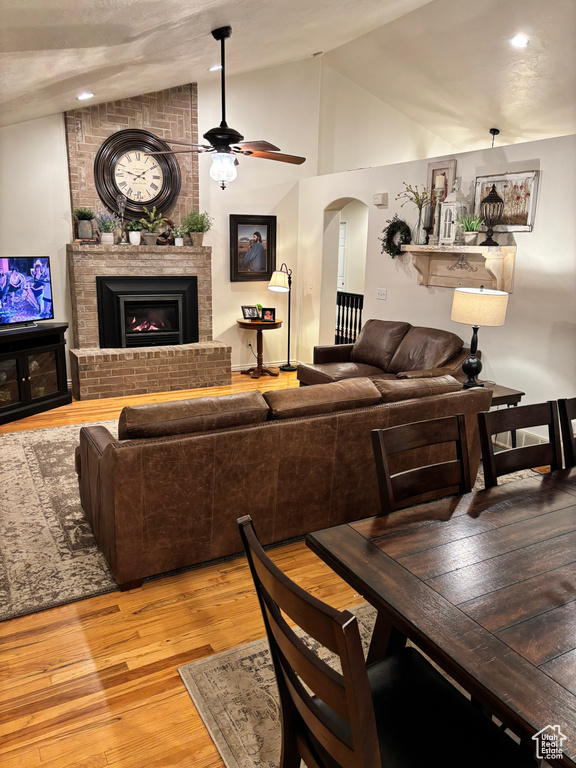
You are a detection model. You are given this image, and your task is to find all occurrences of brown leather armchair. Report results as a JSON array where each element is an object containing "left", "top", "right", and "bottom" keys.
[{"left": 297, "top": 319, "right": 471, "bottom": 386}]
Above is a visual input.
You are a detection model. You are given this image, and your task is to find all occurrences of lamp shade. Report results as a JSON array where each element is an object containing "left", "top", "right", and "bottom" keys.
[
  {"left": 451, "top": 287, "right": 508, "bottom": 327},
  {"left": 268, "top": 269, "right": 290, "bottom": 292}
]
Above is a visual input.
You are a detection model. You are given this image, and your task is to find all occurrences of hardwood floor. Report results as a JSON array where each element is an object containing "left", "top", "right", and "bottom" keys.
[{"left": 0, "top": 373, "right": 359, "bottom": 767}]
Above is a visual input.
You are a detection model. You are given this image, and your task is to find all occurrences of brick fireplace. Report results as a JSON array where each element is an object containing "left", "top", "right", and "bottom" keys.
[{"left": 67, "top": 243, "right": 231, "bottom": 400}]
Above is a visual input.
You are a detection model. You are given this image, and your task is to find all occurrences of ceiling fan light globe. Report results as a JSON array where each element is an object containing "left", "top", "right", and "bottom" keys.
[{"left": 209, "top": 153, "right": 237, "bottom": 186}]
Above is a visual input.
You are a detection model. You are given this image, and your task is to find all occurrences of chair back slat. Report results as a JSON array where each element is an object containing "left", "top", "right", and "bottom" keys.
[
  {"left": 249, "top": 538, "right": 342, "bottom": 653},
  {"left": 478, "top": 401, "right": 561, "bottom": 487},
  {"left": 238, "top": 516, "right": 381, "bottom": 768},
  {"left": 261, "top": 594, "right": 351, "bottom": 722},
  {"left": 392, "top": 461, "right": 466, "bottom": 502},
  {"left": 372, "top": 414, "right": 471, "bottom": 514},
  {"left": 558, "top": 397, "right": 576, "bottom": 468}
]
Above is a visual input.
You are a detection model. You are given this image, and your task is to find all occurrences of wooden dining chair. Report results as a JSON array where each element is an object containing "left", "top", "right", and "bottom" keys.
[
  {"left": 371, "top": 413, "right": 472, "bottom": 514},
  {"left": 238, "top": 515, "right": 535, "bottom": 768},
  {"left": 478, "top": 401, "right": 562, "bottom": 488},
  {"left": 558, "top": 397, "right": 576, "bottom": 468}
]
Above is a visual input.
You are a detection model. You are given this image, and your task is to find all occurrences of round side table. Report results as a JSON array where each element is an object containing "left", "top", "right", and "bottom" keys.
[{"left": 236, "top": 318, "right": 283, "bottom": 378}]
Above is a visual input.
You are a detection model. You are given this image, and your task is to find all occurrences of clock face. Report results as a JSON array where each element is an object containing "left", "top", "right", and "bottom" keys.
[
  {"left": 114, "top": 151, "right": 165, "bottom": 203},
  {"left": 94, "top": 129, "right": 181, "bottom": 220}
]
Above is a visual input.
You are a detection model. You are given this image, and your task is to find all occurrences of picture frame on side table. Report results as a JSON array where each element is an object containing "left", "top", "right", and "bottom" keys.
[
  {"left": 427, "top": 159, "right": 457, "bottom": 231},
  {"left": 473, "top": 171, "right": 540, "bottom": 231},
  {"left": 241, "top": 305, "right": 260, "bottom": 320},
  {"left": 230, "top": 214, "right": 277, "bottom": 282},
  {"left": 260, "top": 308, "right": 276, "bottom": 322}
]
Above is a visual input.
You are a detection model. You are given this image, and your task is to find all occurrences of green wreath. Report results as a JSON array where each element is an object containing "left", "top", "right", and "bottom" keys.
[{"left": 379, "top": 214, "right": 412, "bottom": 258}]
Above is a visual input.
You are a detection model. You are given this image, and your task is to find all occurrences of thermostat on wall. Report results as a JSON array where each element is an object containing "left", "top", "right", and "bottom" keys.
[{"left": 373, "top": 192, "right": 388, "bottom": 207}]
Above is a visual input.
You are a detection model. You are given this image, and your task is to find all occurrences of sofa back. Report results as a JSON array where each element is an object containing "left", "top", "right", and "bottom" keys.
[
  {"left": 349, "top": 318, "right": 463, "bottom": 373},
  {"left": 87, "top": 386, "right": 492, "bottom": 586},
  {"left": 388, "top": 326, "right": 463, "bottom": 374}
]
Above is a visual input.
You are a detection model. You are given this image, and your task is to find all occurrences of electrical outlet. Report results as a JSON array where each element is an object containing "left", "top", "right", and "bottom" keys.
[
  {"left": 376, "top": 288, "right": 387, "bottom": 300},
  {"left": 248, "top": 341, "right": 252, "bottom": 348}
]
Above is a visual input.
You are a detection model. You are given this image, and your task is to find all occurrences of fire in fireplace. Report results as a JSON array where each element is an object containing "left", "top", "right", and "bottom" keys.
[{"left": 96, "top": 277, "right": 199, "bottom": 348}]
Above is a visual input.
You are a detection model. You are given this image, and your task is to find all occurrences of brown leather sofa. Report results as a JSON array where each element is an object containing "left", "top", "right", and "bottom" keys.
[
  {"left": 75, "top": 377, "right": 492, "bottom": 590},
  {"left": 297, "top": 319, "right": 471, "bottom": 386}
]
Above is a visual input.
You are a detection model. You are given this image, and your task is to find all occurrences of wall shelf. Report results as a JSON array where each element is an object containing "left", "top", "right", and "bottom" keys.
[{"left": 401, "top": 244, "right": 516, "bottom": 293}]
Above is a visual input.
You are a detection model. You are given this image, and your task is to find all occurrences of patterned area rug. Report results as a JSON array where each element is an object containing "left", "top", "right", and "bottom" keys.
[
  {"left": 179, "top": 604, "right": 377, "bottom": 768},
  {"left": 0, "top": 421, "right": 118, "bottom": 621}
]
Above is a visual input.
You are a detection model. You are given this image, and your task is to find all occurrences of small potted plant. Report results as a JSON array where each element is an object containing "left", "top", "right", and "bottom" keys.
[
  {"left": 139, "top": 206, "right": 168, "bottom": 245},
  {"left": 456, "top": 214, "right": 484, "bottom": 245},
  {"left": 95, "top": 210, "right": 121, "bottom": 244},
  {"left": 125, "top": 220, "right": 143, "bottom": 245},
  {"left": 183, "top": 210, "right": 213, "bottom": 246},
  {"left": 73, "top": 207, "right": 95, "bottom": 240},
  {"left": 172, "top": 225, "right": 187, "bottom": 246}
]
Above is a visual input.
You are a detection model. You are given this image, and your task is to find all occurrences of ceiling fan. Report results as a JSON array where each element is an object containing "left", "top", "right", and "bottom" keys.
[{"left": 148, "top": 25, "right": 306, "bottom": 189}]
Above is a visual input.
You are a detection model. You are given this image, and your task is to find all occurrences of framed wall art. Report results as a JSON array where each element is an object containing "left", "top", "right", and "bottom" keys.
[
  {"left": 230, "top": 214, "right": 277, "bottom": 282},
  {"left": 426, "top": 159, "right": 457, "bottom": 231},
  {"left": 473, "top": 171, "right": 539, "bottom": 231}
]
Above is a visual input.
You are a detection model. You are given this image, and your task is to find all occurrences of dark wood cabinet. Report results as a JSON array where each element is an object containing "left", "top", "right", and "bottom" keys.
[{"left": 0, "top": 322, "right": 71, "bottom": 425}]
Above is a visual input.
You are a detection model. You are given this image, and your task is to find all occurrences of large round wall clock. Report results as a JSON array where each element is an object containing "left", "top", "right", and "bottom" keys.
[{"left": 94, "top": 129, "right": 181, "bottom": 220}]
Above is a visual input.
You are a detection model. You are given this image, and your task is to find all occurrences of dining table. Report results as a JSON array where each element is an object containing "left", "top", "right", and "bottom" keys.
[{"left": 307, "top": 469, "right": 576, "bottom": 767}]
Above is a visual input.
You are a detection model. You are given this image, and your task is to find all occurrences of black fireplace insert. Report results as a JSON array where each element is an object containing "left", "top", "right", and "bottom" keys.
[{"left": 96, "top": 276, "right": 199, "bottom": 348}]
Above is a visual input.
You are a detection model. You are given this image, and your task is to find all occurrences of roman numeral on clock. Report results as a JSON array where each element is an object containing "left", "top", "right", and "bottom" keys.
[{"left": 150, "top": 182, "right": 159, "bottom": 192}]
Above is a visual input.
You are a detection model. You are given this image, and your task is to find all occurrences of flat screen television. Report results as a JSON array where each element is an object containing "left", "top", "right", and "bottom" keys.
[{"left": 0, "top": 257, "right": 54, "bottom": 328}]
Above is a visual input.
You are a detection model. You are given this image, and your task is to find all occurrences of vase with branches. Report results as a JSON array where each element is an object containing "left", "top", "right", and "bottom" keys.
[{"left": 396, "top": 182, "right": 430, "bottom": 245}]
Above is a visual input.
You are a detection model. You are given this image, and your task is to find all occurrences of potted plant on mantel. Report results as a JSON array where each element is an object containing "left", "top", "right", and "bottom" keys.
[
  {"left": 95, "top": 211, "right": 121, "bottom": 244},
  {"left": 139, "top": 206, "right": 168, "bottom": 246},
  {"left": 125, "top": 220, "right": 143, "bottom": 245},
  {"left": 183, "top": 210, "right": 213, "bottom": 246},
  {"left": 172, "top": 225, "right": 187, "bottom": 246},
  {"left": 456, "top": 214, "right": 484, "bottom": 245},
  {"left": 73, "top": 207, "right": 95, "bottom": 240}
]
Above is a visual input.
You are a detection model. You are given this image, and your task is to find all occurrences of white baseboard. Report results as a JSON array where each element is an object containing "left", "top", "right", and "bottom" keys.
[{"left": 494, "top": 429, "right": 547, "bottom": 449}]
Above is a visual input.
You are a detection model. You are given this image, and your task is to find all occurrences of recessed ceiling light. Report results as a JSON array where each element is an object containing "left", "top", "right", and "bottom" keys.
[
  {"left": 510, "top": 33, "right": 529, "bottom": 48},
  {"left": 208, "top": 65, "right": 222, "bottom": 72},
  {"left": 77, "top": 92, "right": 94, "bottom": 100}
]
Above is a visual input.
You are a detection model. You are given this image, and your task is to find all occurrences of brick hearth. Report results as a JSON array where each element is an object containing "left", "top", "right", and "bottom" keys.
[{"left": 67, "top": 244, "right": 231, "bottom": 400}]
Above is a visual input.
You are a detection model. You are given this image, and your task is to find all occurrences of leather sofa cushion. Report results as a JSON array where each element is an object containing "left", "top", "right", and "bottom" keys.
[
  {"left": 118, "top": 390, "right": 269, "bottom": 439},
  {"left": 373, "top": 375, "right": 462, "bottom": 403},
  {"left": 350, "top": 319, "right": 411, "bottom": 371},
  {"left": 297, "top": 361, "right": 387, "bottom": 385},
  {"left": 388, "top": 326, "right": 463, "bottom": 374},
  {"left": 263, "top": 377, "right": 382, "bottom": 419}
]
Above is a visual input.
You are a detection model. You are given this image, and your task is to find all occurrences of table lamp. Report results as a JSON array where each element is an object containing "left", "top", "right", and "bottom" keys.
[
  {"left": 268, "top": 263, "right": 296, "bottom": 371},
  {"left": 451, "top": 286, "right": 508, "bottom": 388}
]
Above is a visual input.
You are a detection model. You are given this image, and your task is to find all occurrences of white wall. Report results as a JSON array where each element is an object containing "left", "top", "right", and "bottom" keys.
[
  {"left": 318, "top": 63, "right": 458, "bottom": 174},
  {"left": 340, "top": 200, "right": 368, "bottom": 294},
  {"left": 297, "top": 134, "right": 576, "bottom": 403},
  {"left": 0, "top": 114, "right": 73, "bottom": 338}
]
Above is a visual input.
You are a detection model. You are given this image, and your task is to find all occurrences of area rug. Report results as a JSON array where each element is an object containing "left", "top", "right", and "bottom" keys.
[
  {"left": 179, "top": 603, "right": 377, "bottom": 768},
  {"left": 0, "top": 421, "right": 118, "bottom": 621}
]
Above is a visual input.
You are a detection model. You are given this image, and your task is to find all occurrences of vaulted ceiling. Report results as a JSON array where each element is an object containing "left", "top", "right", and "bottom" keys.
[{"left": 1, "top": 0, "right": 574, "bottom": 151}]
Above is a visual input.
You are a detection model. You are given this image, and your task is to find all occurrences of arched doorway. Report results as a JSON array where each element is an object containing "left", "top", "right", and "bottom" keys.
[{"left": 319, "top": 197, "right": 368, "bottom": 345}]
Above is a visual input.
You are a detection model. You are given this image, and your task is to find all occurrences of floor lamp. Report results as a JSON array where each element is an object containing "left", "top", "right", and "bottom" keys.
[
  {"left": 268, "top": 263, "right": 296, "bottom": 372},
  {"left": 451, "top": 286, "right": 508, "bottom": 388}
]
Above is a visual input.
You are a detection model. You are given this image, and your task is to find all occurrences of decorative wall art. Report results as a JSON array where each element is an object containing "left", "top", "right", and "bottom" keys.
[
  {"left": 473, "top": 171, "right": 540, "bottom": 231},
  {"left": 426, "top": 159, "right": 457, "bottom": 232},
  {"left": 230, "top": 215, "right": 277, "bottom": 282}
]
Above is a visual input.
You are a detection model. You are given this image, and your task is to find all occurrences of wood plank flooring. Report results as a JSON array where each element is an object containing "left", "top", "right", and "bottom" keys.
[{"left": 0, "top": 373, "right": 359, "bottom": 767}]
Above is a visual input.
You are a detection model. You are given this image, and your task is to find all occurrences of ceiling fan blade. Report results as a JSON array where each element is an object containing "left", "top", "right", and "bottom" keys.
[
  {"left": 145, "top": 148, "right": 211, "bottom": 155},
  {"left": 234, "top": 140, "right": 281, "bottom": 152},
  {"left": 166, "top": 138, "right": 212, "bottom": 149},
  {"left": 243, "top": 150, "right": 306, "bottom": 165}
]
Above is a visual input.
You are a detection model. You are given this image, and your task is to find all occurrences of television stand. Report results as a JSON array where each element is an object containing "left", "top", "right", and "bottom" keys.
[
  {"left": 0, "top": 321, "right": 37, "bottom": 333},
  {"left": 0, "top": 322, "right": 72, "bottom": 425}
]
